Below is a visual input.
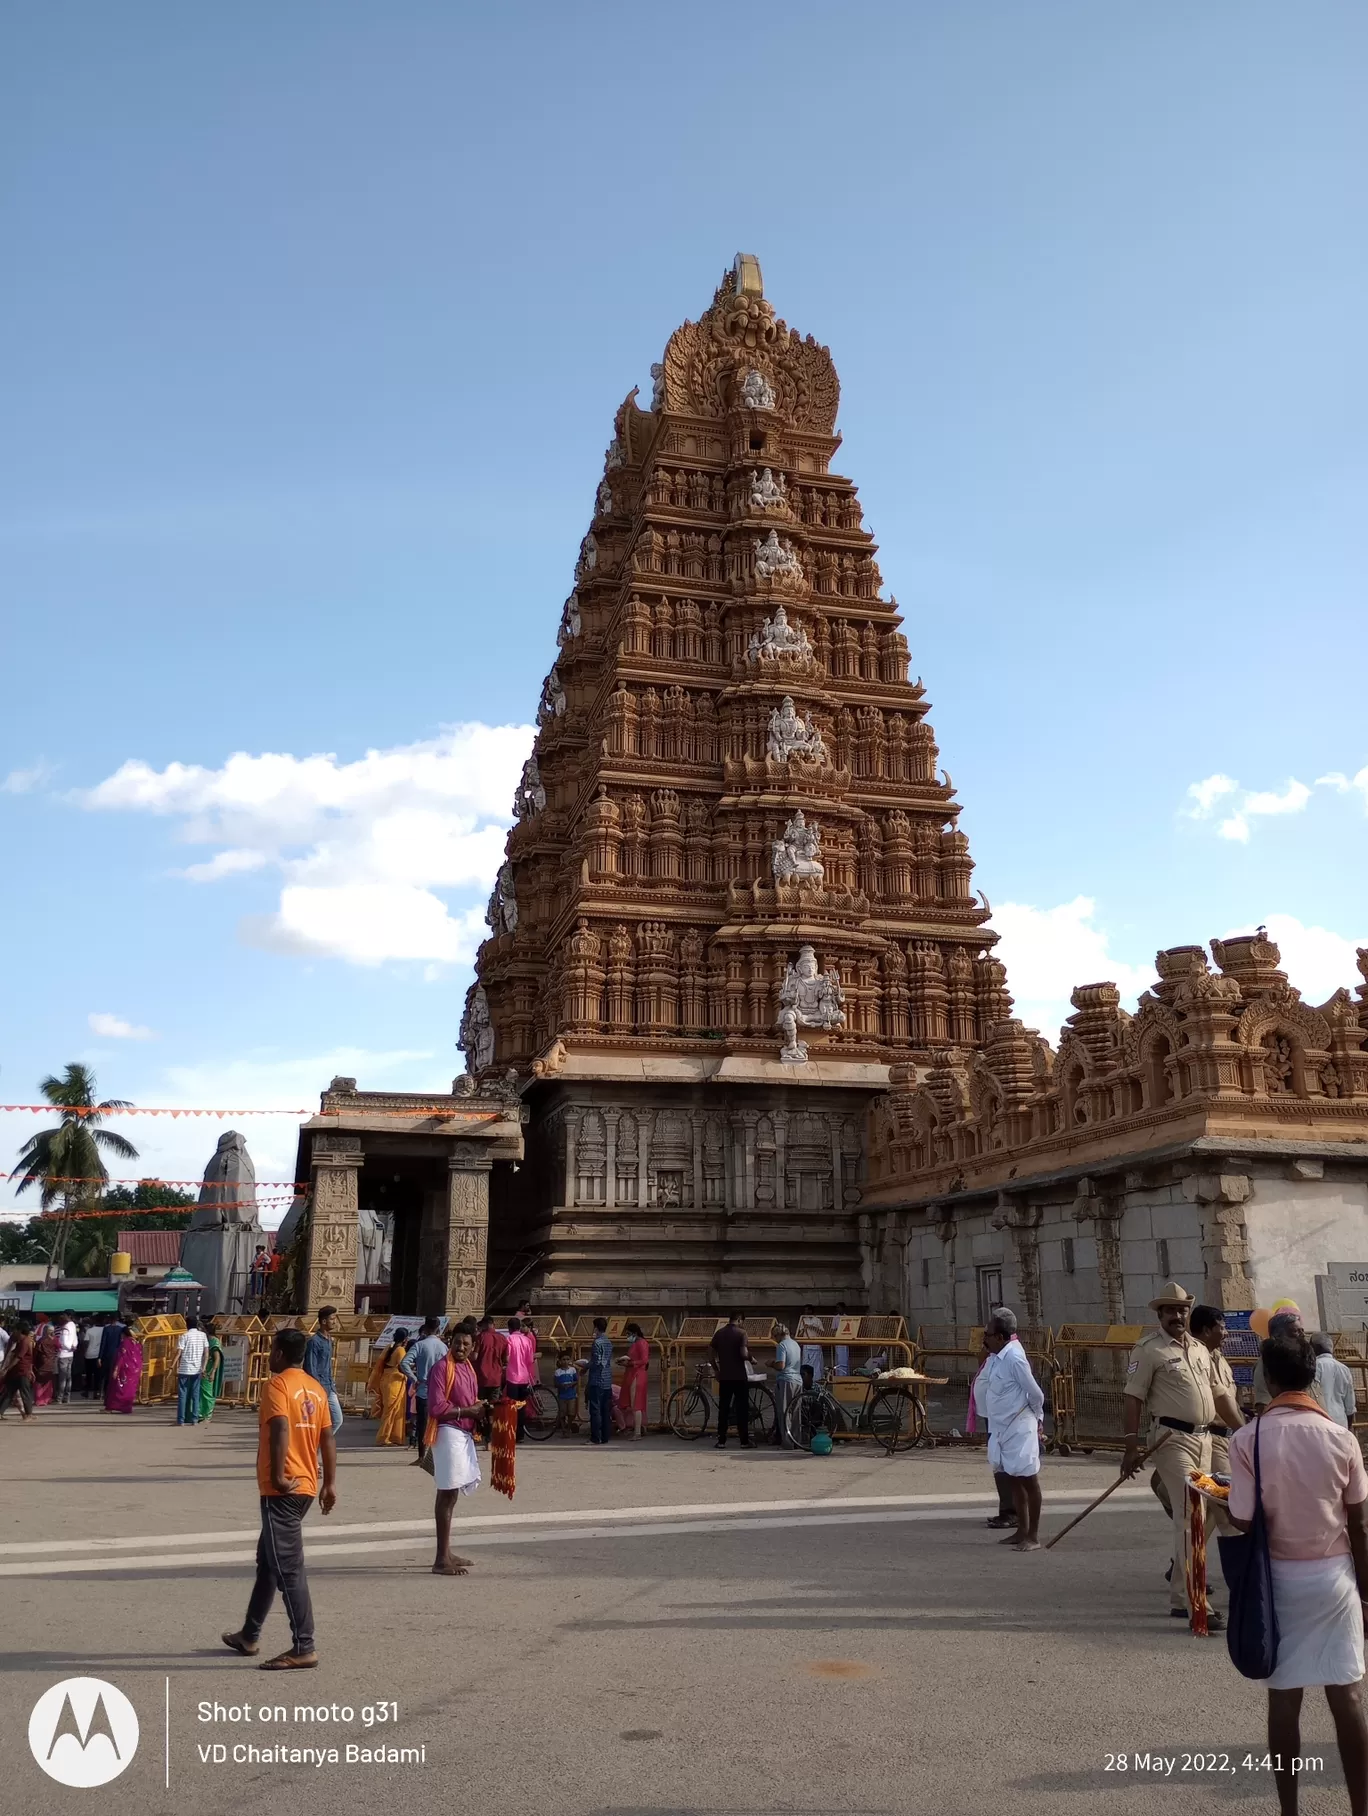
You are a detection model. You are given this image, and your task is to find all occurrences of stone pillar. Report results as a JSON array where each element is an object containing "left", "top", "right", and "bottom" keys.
[
  {"left": 304, "top": 1134, "right": 362, "bottom": 1313},
  {"left": 1184, "top": 1171, "right": 1254, "bottom": 1311},
  {"left": 639, "top": 1110, "right": 653, "bottom": 1208},
  {"left": 1074, "top": 1176, "right": 1125, "bottom": 1324},
  {"left": 742, "top": 1112, "right": 757, "bottom": 1210},
  {"left": 690, "top": 1111, "right": 705, "bottom": 1213},
  {"left": 564, "top": 1111, "right": 580, "bottom": 1208},
  {"left": 774, "top": 1114, "right": 788, "bottom": 1212},
  {"left": 605, "top": 1112, "right": 618, "bottom": 1209},
  {"left": 444, "top": 1152, "right": 492, "bottom": 1320},
  {"left": 993, "top": 1192, "right": 1043, "bottom": 1326}
]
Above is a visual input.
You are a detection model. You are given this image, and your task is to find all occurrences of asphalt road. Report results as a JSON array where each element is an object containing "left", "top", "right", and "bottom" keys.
[{"left": 0, "top": 1404, "right": 1353, "bottom": 1816}]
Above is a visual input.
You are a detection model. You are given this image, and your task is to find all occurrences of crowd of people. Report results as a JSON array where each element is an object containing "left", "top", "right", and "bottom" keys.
[{"left": 0, "top": 1307, "right": 226, "bottom": 1421}]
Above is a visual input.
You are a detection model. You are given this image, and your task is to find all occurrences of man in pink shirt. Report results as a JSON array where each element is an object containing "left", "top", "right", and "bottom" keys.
[
  {"left": 503, "top": 1315, "right": 538, "bottom": 1441},
  {"left": 1228, "top": 1329, "right": 1368, "bottom": 1816}
]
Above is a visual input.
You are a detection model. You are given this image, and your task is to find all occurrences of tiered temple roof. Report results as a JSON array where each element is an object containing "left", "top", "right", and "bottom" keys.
[{"left": 464, "top": 255, "right": 1002, "bottom": 1080}]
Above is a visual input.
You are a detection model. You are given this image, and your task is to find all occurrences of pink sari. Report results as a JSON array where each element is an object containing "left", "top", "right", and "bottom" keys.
[{"left": 104, "top": 1335, "right": 143, "bottom": 1414}]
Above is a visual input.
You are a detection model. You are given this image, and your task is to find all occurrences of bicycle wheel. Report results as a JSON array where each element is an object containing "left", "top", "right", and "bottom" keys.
[
  {"left": 869, "top": 1387, "right": 925, "bottom": 1454},
  {"left": 666, "top": 1385, "right": 711, "bottom": 1440},
  {"left": 746, "top": 1384, "right": 776, "bottom": 1445},
  {"left": 520, "top": 1382, "right": 559, "bottom": 1442},
  {"left": 787, "top": 1389, "right": 840, "bottom": 1452}
]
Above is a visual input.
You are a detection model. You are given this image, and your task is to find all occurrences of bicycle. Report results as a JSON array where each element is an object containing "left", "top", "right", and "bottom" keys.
[
  {"left": 666, "top": 1361, "right": 776, "bottom": 1443},
  {"left": 786, "top": 1367, "right": 926, "bottom": 1454},
  {"left": 511, "top": 1380, "right": 562, "bottom": 1441}
]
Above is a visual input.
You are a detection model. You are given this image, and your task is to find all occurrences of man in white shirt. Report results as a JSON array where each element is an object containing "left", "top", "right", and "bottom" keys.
[
  {"left": 175, "top": 1316, "right": 210, "bottom": 1426},
  {"left": 1311, "top": 1333, "right": 1359, "bottom": 1429},
  {"left": 55, "top": 1312, "right": 79, "bottom": 1403},
  {"left": 972, "top": 1306, "right": 1046, "bottom": 1551}
]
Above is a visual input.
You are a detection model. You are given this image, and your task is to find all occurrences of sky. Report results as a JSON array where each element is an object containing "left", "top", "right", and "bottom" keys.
[{"left": 2, "top": 3, "right": 1365, "bottom": 1220}]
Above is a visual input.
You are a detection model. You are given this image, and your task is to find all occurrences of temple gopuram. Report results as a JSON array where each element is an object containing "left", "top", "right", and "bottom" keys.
[{"left": 464, "top": 254, "right": 1005, "bottom": 1313}]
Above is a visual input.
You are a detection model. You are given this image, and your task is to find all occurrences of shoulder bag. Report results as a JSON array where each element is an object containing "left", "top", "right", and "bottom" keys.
[{"left": 1216, "top": 1414, "right": 1279, "bottom": 1679}]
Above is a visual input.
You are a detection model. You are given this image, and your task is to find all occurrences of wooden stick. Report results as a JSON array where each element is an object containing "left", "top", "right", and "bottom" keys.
[{"left": 1043, "top": 1432, "right": 1171, "bottom": 1550}]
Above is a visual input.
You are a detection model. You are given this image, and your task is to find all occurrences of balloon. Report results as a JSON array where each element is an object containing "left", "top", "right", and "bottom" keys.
[
  {"left": 1250, "top": 1308, "right": 1272, "bottom": 1340},
  {"left": 1271, "top": 1299, "right": 1302, "bottom": 1317}
]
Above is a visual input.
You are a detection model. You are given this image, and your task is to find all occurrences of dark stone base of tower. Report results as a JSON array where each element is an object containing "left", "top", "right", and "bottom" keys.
[{"left": 489, "top": 1065, "right": 882, "bottom": 1313}]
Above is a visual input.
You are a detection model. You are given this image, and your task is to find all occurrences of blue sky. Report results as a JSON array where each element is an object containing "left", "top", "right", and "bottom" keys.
[{"left": 3, "top": 4, "right": 1365, "bottom": 1215}]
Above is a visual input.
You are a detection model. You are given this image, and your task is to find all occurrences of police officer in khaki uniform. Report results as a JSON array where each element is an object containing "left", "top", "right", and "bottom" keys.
[
  {"left": 1120, "top": 1282, "right": 1225, "bottom": 1629},
  {"left": 1190, "top": 1304, "right": 1244, "bottom": 1480}
]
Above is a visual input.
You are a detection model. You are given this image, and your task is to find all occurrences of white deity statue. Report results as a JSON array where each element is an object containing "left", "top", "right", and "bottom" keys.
[
  {"left": 459, "top": 984, "right": 495, "bottom": 1073},
  {"left": 754, "top": 529, "right": 802, "bottom": 582},
  {"left": 596, "top": 478, "right": 614, "bottom": 519},
  {"left": 579, "top": 533, "right": 598, "bottom": 574},
  {"left": 747, "top": 602, "right": 812, "bottom": 665},
  {"left": 776, "top": 944, "right": 846, "bottom": 1064},
  {"left": 749, "top": 466, "right": 787, "bottom": 511},
  {"left": 485, "top": 862, "right": 518, "bottom": 936},
  {"left": 771, "top": 809, "right": 825, "bottom": 886},
  {"left": 604, "top": 436, "right": 624, "bottom": 470},
  {"left": 766, "top": 695, "right": 828, "bottom": 764},
  {"left": 512, "top": 753, "right": 545, "bottom": 820},
  {"left": 557, "top": 592, "right": 581, "bottom": 646},
  {"left": 740, "top": 367, "right": 776, "bottom": 410},
  {"left": 538, "top": 668, "right": 567, "bottom": 724},
  {"left": 650, "top": 361, "right": 665, "bottom": 411}
]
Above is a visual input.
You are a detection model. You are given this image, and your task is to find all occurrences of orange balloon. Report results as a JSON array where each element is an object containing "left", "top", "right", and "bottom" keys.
[{"left": 1250, "top": 1308, "right": 1272, "bottom": 1340}]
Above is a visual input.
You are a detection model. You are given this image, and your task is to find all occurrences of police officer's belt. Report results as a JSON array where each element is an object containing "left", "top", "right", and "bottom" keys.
[
  {"left": 1209, "top": 1424, "right": 1231, "bottom": 1438},
  {"left": 1157, "top": 1416, "right": 1210, "bottom": 1435}
]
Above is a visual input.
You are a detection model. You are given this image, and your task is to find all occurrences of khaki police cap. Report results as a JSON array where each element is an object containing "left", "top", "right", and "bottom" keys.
[{"left": 1149, "top": 1281, "right": 1195, "bottom": 1311}]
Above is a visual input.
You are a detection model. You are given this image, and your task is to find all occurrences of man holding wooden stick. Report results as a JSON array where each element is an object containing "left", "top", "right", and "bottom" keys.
[{"left": 1120, "top": 1282, "right": 1224, "bottom": 1631}]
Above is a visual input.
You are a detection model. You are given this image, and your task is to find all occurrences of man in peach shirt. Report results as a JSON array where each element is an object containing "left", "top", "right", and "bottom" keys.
[{"left": 1228, "top": 1330, "right": 1368, "bottom": 1816}]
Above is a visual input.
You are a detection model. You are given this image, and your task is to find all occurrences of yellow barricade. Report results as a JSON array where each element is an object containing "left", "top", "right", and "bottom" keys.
[{"left": 1051, "top": 1324, "right": 1145, "bottom": 1453}]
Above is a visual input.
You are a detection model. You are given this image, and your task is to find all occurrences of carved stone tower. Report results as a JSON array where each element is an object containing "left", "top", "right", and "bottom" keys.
[{"left": 468, "top": 256, "right": 1004, "bottom": 1312}]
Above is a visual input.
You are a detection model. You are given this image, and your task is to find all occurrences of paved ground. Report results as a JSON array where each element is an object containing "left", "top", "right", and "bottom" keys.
[{"left": 0, "top": 1403, "right": 1353, "bottom": 1816}]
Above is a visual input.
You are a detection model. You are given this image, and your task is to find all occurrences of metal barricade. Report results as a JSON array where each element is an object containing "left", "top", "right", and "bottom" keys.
[
  {"left": 1052, "top": 1324, "right": 1145, "bottom": 1453},
  {"left": 333, "top": 1314, "right": 388, "bottom": 1412},
  {"left": 132, "top": 1313, "right": 185, "bottom": 1404},
  {"left": 212, "top": 1314, "right": 269, "bottom": 1408},
  {"left": 567, "top": 1314, "right": 671, "bottom": 1428}
]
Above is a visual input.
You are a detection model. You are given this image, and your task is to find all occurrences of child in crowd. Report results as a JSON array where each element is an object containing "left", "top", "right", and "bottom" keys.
[{"left": 553, "top": 1348, "right": 581, "bottom": 1434}]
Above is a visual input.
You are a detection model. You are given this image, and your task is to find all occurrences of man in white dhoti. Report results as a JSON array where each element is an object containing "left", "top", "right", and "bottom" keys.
[{"left": 973, "top": 1307, "right": 1045, "bottom": 1550}]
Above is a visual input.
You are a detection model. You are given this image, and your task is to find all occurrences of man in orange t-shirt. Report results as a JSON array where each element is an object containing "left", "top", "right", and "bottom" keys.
[{"left": 222, "top": 1327, "right": 337, "bottom": 1670}]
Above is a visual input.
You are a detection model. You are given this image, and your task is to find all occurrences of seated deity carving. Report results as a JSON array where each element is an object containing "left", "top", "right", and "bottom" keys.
[
  {"left": 740, "top": 367, "right": 776, "bottom": 410},
  {"left": 749, "top": 466, "right": 787, "bottom": 512},
  {"left": 512, "top": 753, "right": 546, "bottom": 820},
  {"left": 650, "top": 361, "right": 665, "bottom": 411},
  {"left": 459, "top": 984, "right": 496, "bottom": 1072},
  {"left": 747, "top": 603, "right": 812, "bottom": 666},
  {"left": 766, "top": 695, "right": 829, "bottom": 764},
  {"left": 754, "top": 529, "right": 802, "bottom": 583},
  {"left": 771, "top": 809, "right": 824, "bottom": 886},
  {"left": 776, "top": 944, "right": 846, "bottom": 1063},
  {"left": 538, "top": 669, "right": 567, "bottom": 724}
]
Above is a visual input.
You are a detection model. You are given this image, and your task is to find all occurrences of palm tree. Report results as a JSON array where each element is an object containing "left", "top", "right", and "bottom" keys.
[{"left": 11, "top": 1063, "right": 139, "bottom": 1284}]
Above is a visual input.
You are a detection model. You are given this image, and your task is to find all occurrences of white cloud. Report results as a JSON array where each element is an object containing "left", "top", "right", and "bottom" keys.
[
  {"left": 1186, "top": 767, "right": 1365, "bottom": 843},
  {"left": 988, "top": 897, "right": 1158, "bottom": 1042},
  {"left": 1186, "top": 773, "right": 1239, "bottom": 817},
  {"left": 89, "top": 1012, "right": 155, "bottom": 1041},
  {"left": 1, "top": 762, "right": 53, "bottom": 794},
  {"left": 1224, "top": 914, "right": 1368, "bottom": 1006},
  {"left": 81, "top": 722, "right": 534, "bottom": 967}
]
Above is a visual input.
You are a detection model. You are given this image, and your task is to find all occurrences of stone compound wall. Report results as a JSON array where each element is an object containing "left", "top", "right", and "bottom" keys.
[{"left": 862, "top": 1151, "right": 1368, "bottom": 1330}]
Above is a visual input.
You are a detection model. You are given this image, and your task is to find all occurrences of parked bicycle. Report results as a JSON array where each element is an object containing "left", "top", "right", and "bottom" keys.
[
  {"left": 666, "top": 1360, "right": 776, "bottom": 1442},
  {"left": 786, "top": 1367, "right": 926, "bottom": 1454},
  {"left": 511, "top": 1380, "right": 562, "bottom": 1441}
]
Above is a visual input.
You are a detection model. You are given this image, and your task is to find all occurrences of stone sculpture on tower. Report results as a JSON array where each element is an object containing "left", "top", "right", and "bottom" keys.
[{"left": 467, "top": 254, "right": 1003, "bottom": 1312}]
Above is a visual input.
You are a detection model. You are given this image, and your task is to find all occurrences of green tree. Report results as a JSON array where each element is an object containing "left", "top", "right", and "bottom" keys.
[{"left": 10, "top": 1063, "right": 139, "bottom": 1282}]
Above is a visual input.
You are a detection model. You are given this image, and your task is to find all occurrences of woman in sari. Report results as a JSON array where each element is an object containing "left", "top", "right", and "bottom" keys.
[
  {"left": 104, "top": 1324, "right": 144, "bottom": 1414},
  {"left": 33, "top": 1321, "right": 59, "bottom": 1407},
  {"left": 619, "top": 1322, "right": 650, "bottom": 1440},
  {"left": 375, "top": 1332, "right": 410, "bottom": 1445},
  {"left": 198, "top": 1321, "right": 224, "bottom": 1422}
]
